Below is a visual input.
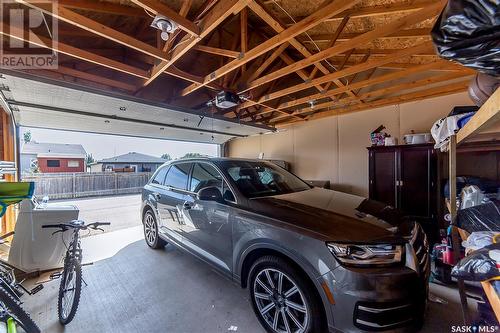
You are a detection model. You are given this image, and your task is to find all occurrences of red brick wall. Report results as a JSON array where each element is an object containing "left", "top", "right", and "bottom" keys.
[{"left": 38, "top": 157, "right": 85, "bottom": 173}]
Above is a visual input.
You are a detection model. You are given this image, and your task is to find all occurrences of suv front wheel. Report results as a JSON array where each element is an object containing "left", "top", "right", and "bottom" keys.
[{"left": 248, "top": 256, "right": 324, "bottom": 333}]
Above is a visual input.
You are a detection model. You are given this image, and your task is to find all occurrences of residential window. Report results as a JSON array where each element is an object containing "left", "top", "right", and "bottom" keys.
[
  {"left": 68, "top": 160, "right": 80, "bottom": 168},
  {"left": 47, "top": 160, "right": 60, "bottom": 168}
]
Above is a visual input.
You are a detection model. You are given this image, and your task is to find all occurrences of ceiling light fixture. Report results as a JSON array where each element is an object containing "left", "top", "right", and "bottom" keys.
[{"left": 151, "top": 15, "right": 178, "bottom": 41}]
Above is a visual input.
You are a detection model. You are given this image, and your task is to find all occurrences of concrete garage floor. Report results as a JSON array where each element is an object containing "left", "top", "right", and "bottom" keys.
[
  {"left": 23, "top": 237, "right": 479, "bottom": 333},
  {"left": 22, "top": 195, "right": 479, "bottom": 332}
]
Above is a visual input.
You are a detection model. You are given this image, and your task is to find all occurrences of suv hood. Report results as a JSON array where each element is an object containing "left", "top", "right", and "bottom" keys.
[{"left": 248, "top": 187, "right": 408, "bottom": 243}]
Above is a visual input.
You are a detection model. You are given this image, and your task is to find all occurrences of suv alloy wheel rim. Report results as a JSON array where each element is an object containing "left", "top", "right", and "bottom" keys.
[
  {"left": 144, "top": 213, "right": 156, "bottom": 245},
  {"left": 253, "top": 268, "right": 309, "bottom": 333}
]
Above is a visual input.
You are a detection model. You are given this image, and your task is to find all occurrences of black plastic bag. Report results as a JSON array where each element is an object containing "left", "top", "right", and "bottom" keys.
[
  {"left": 431, "top": 0, "right": 500, "bottom": 76},
  {"left": 451, "top": 242, "right": 500, "bottom": 281},
  {"left": 456, "top": 201, "right": 500, "bottom": 233}
]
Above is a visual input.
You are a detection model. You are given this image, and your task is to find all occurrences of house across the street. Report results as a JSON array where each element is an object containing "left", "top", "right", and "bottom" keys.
[
  {"left": 21, "top": 142, "right": 87, "bottom": 173},
  {"left": 90, "top": 152, "right": 166, "bottom": 173}
]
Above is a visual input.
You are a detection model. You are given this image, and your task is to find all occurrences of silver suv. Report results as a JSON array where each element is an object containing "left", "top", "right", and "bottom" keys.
[{"left": 141, "top": 158, "right": 429, "bottom": 333}]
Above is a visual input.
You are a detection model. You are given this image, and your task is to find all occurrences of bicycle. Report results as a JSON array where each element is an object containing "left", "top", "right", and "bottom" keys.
[
  {"left": 42, "top": 220, "right": 110, "bottom": 325},
  {"left": 0, "top": 232, "right": 41, "bottom": 333}
]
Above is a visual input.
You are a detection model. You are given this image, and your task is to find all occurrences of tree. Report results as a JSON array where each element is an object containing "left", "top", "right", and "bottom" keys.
[
  {"left": 23, "top": 130, "right": 32, "bottom": 143},
  {"left": 161, "top": 153, "right": 172, "bottom": 161},
  {"left": 85, "top": 153, "right": 95, "bottom": 165},
  {"left": 180, "top": 153, "right": 203, "bottom": 159}
]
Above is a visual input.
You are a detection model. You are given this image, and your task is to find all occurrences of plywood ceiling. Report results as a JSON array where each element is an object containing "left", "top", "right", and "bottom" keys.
[{"left": 0, "top": 0, "right": 473, "bottom": 129}]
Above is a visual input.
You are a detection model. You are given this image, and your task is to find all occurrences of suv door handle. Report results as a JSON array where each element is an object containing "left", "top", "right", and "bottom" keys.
[{"left": 183, "top": 202, "right": 192, "bottom": 210}]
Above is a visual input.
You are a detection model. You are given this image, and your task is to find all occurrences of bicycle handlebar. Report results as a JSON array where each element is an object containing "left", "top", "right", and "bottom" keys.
[{"left": 42, "top": 221, "right": 111, "bottom": 231}]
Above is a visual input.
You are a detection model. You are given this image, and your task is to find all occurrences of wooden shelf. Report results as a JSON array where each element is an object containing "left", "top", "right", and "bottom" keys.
[{"left": 457, "top": 87, "right": 500, "bottom": 144}]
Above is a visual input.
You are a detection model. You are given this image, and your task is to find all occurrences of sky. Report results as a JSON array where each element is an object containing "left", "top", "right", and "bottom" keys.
[{"left": 21, "top": 127, "right": 219, "bottom": 160}]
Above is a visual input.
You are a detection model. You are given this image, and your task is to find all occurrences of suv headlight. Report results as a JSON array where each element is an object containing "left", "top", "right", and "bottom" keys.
[{"left": 327, "top": 242, "right": 403, "bottom": 266}]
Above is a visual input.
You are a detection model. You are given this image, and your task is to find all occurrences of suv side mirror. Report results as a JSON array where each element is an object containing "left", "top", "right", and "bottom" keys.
[{"left": 198, "top": 187, "right": 223, "bottom": 203}]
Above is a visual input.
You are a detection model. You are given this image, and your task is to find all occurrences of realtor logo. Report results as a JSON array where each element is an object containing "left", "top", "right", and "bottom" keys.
[{"left": 0, "top": 0, "right": 58, "bottom": 69}]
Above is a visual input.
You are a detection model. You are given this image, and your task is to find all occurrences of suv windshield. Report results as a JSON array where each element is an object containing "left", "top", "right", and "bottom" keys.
[{"left": 220, "top": 160, "right": 310, "bottom": 198}]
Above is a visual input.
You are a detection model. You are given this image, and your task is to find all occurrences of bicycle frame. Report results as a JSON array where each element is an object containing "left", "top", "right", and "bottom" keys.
[{"left": 66, "top": 228, "right": 82, "bottom": 265}]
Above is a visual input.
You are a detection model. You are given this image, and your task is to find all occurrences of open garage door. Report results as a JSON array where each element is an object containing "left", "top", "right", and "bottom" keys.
[{"left": 0, "top": 71, "right": 272, "bottom": 144}]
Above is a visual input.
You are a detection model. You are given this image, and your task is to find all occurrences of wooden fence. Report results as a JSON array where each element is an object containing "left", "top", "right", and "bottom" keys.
[{"left": 22, "top": 172, "right": 153, "bottom": 199}]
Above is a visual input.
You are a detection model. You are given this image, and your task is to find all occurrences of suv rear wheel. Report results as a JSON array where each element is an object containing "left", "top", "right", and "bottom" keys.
[
  {"left": 143, "top": 210, "right": 166, "bottom": 249},
  {"left": 248, "top": 256, "right": 324, "bottom": 333}
]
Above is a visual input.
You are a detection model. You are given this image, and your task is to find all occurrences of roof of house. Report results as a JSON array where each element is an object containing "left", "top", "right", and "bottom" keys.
[
  {"left": 98, "top": 152, "right": 167, "bottom": 164},
  {"left": 21, "top": 142, "right": 87, "bottom": 158}
]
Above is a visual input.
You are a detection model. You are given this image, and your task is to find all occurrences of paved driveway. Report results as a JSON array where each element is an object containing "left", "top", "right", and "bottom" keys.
[{"left": 51, "top": 194, "right": 142, "bottom": 235}]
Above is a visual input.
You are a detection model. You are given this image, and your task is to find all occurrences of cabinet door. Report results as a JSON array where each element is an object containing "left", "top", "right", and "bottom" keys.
[
  {"left": 398, "top": 147, "right": 433, "bottom": 218},
  {"left": 369, "top": 149, "right": 397, "bottom": 207}
]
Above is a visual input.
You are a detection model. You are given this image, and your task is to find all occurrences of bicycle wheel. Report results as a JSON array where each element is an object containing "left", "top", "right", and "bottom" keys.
[
  {"left": 57, "top": 259, "right": 82, "bottom": 325},
  {"left": 0, "top": 286, "right": 40, "bottom": 333}
]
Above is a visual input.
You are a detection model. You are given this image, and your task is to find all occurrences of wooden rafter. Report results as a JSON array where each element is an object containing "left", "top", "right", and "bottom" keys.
[
  {"left": 303, "top": 80, "right": 470, "bottom": 123},
  {"left": 193, "top": 45, "right": 240, "bottom": 58},
  {"left": 179, "top": 0, "right": 361, "bottom": 97},
  {"left": 53, "top": 66, "right": 137, "bottom": 92},
  {"left": 237, "top": 59, "right": 467, "bottom": 120},
  {"left": 237, "top": 41, "right": 435, "bottom": 111},
  {"left": 242, "top": 0, "right": 445, "bottom": 94},
  {"left": 162, "top": 0, "right": 193, "bottom": 53},
  {"left": 274, "top": 80, "right": 468, "bottom": 126},
  {"left": 57, "top": 0, "right": 147, "bottom": 17},
  {"left": 0, "top": 23, "right": 149, "bottom": 79},
  {"left": 17, "top": 1, "right": 170, "bottom": 61},
  {"left": 240, "top": 7, "right": 248, "bottom": 73},
  {"left": 289, "top": 0, "right": 440, "bottom": 23},
  {"left": 298, "top": 28, "right": 432, "bottom": 44},
  {"left": 269, "top": 72, "right": 473, "bottom": 123},
  {"left": 245, "top": 43, "right": 289, "bottom": 84},
  {"left": 129, "top": 0, "right": 199, "bottom": 36},
  {"left": 275, "top": 60, "right": 460, "bottom": 111},
  {"left": 143, "top": 0, "right": 249, "bottom": 87}
]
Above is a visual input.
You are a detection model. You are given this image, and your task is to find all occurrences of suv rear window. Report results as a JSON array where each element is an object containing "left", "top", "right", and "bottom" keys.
[
  {"left": 165, "top": 163, "right": 191, "bottom": 190},
  {"left": 151, "top": 166, "right": 168, "bottom": 185}
]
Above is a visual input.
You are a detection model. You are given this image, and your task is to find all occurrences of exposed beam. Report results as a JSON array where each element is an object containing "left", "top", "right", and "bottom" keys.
[
  {"left": 143, "top": 0, "right": 249, "bottom": 87},
  {"left": 57, "top": 0, "right": 147, "bottom": 17},
  {"left": 275, "top": 80, "right": 468, "bottom": 126},
  {"left": 238, "top": 41, "right": 435, "bottom": 110},
  {"left": 52, "top": 66, "right": 137, "bottom": 92},
  {"left": 179, "top": 0, "right": 361, "bottom": 96},
  {"left": 193, "top": 45, "right": 240, "bottom": 58},
  {"left": 162, "top": 0, "right": 193, "bottom": 52},
  {"left": 275, "top": 60, "right": 458, "bottom": 111},
  {"left": 130, "top": 0, "right": 200, "bottom": 36},
  {"left": 245, "top": 0, "right": 356, "bottom": 99},
  {"left": 289, "top": 0, "right": 440, "bottom": 23},
  {"left": 0, "top": 23, "right": 149, "bottom": 79},
  {"left": 305, "top": 80, "right": 469, "bottom": 123},
  {"left": 245, "top": 43, "right": 289, "bottom": 84},
  {"left": 17, "top": 1, "right": 169, "bottom": 61},
  {"left": 269, "top": 72, "right": 472, "bottom": 122},
  {"left": 299, "top": 28, "right": 432, "bottom": 44},
  {"left": 240, "top": 7, "right": 248, "bottom": 73},
  {"left": 307, "top": 16, "right": 350, "bottom": 81},
  {"left": 239, "top": 60, "right": 464, "bottom": 120},
  {"left": 242, "top": 0, "right": 446, "bottom": 93}
]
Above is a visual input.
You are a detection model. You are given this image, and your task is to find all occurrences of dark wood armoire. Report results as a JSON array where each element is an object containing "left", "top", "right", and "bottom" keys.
[{"left": 367, "top": 143, "right": 439, "bottom": 242}]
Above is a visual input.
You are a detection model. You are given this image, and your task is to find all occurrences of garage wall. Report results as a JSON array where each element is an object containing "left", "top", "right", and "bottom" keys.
[{"left": 227, "top": 91, "right": 474, "bottom": 197}]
